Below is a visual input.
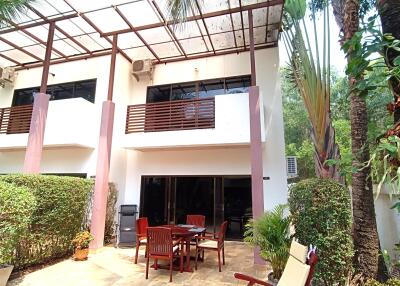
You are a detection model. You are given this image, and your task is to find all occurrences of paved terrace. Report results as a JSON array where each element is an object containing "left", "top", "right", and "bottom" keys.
[{"left": 9, "top": 241, "right": 271, "bottom": 286}]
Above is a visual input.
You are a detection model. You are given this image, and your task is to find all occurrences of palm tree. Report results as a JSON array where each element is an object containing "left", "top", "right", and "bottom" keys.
[
  {"left": 0, "top": 0, "right": 34, "bottom": 27},
  {"left": 283, "top": 0, "right": 343, "bottom": 181},
  {"left": 376, "top": 0, "right": 400, "bottom": 123},
  {"left": 331, "top": 0, "right": 388, "bottom": 283}
]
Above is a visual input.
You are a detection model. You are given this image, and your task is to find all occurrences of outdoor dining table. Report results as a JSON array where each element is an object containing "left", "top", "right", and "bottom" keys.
[{"left": 159, "top": 224, "right": 206, "bottom": 272}]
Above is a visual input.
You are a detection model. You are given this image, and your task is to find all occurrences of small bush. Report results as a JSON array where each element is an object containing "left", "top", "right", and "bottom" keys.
[
  {"left": 0, "top": 182, "right": 36, "bottom": 265},
  {"left": 0, "top": 174, "right": 93, "bottom": 269},
  {"left": 288, "top": 178, "right": 353, "bottom": 286},
  {"left": 365, "top": 279, "right": 400, "bottom": 286}
]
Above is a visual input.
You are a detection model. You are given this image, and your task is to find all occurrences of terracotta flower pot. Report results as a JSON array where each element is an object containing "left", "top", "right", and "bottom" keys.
[
  {"left": 73, "top": 248, "right": 89, "bottom": 261},
  {"left": 0, "top": 265, "right": 13, "bottom": 286}
]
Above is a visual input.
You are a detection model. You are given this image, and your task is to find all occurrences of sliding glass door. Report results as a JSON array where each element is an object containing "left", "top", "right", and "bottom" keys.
[{"left": 139, "top": 175, "right": 252, "bottom": 239}]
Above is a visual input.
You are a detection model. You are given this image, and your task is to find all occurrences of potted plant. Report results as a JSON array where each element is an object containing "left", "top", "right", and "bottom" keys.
[
  {"left": 244, "top": 204, "right": 291, "bottom": 282},
  {"left": 72, "top": 231, "right": 94, "bottom": 261}
]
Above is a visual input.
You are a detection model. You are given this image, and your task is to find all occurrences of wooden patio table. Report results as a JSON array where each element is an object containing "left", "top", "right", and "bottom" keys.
[{"left": 158, "top": 224, "right": 206, "bottom": 272}]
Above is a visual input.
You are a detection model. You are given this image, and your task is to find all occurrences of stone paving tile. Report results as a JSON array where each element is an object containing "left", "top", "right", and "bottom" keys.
[{"left": 8, "top": 241, "right": 271, "bottom": 286}]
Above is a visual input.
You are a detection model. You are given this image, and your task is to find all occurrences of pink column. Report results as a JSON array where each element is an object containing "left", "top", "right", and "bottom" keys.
[
  {"left": 90, "top": 101, "right": 115, "bottom": 250},
  {"left": 249, "top": 86, "right": 265, "bottom": 264},
  {"left": 23, "top": 93, "right": 50, "bottom": 174}
]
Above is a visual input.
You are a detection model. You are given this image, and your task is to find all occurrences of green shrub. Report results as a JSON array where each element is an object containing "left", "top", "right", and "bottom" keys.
[
  {"left": 0, "top": 174, "right": 93, "bottom": 269},
  {"left": 244, "top": 205, "right": 291, "bottom": 279},
  {"left": 365, "top": 279, "right": 400, "bottom": 286},
  {"left": 0, "top": 182, "right": 36, "bottom": 265},
  {"left": 288, "top": 178, "right": 353, "bottom": 286}
]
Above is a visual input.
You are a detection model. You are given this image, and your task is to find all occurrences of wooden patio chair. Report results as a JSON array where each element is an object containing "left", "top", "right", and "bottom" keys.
[
  {"left": 145, "top": 227, "right": 184, "bottom": 283},
  {"left": 234, "top": 241, "right": 318, "bottom": 286},
  {"left": 186, "top": 214, "right": 206, "bottom": 227},
  {"left": 194, "top": 220, "right": 228, "bottom": 272},
  {"left": 134, "top": 217, "right": 148, "bottom": 264}
]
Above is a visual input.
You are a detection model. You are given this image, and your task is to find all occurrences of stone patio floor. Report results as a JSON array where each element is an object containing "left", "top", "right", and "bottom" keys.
[{"left": 8, "top": 241, "right": 271, "bottom": 286}]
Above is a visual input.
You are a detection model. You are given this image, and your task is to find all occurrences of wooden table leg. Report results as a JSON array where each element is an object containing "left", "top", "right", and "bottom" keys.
[{"left": 185, "top": 239, "right": 191, "bottom": 272}]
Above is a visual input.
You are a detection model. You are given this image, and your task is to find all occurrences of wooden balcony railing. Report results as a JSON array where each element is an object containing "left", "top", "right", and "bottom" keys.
[
  {"left": 126, "top": 98, "right": 215, "bottom": 133},
  {"left": 0, "top": 104, "right": 33, "bottom": 134}
]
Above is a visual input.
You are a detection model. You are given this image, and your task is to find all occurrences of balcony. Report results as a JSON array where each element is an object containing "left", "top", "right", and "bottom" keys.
[
  {"left": 123, "top": 93, "right": 265, "bottom": 150},
  {"left": 0, "top": 98, "right": 97, "bottom": 150}
]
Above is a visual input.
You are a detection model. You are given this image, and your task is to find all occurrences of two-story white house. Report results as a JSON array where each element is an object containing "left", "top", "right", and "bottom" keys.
[{"left": 0, "top": 0, "right": 287, "bottom": 252}]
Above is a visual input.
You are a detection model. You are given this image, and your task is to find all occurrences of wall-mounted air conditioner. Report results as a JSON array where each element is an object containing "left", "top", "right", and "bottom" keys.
[
  {"left": 0, "top": 67, "right": 16, "bottom": 88},
  {"left": 286, "top": 156, "right": 298, "bottom": 178},
  {"left": 131, "top": 59, "right": 153, "bottom": 82}
]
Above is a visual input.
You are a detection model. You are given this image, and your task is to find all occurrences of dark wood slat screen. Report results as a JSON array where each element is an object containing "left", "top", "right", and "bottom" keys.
[
  {"left": 126, "top": 98, "right": 215, "bottom": 133},
  {"left": 0, "top": 104, "right": 33, "bottom": 134}
]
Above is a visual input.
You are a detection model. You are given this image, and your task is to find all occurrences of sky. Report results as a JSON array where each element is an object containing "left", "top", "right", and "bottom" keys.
[{"left": 278, "top": 8, "right": 347, "bottom": 74}]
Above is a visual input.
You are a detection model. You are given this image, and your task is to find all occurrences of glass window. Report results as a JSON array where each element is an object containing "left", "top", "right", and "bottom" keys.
[
  {"left": 198, "top": 79, "right": 225, "bottom": 98},
  {"left": 12, "top": 79, "right": 97, "bottom": 106},
  {"left": 50, "top": 82, "right": 74, "bottom": 101},
  {"left": 147, "top": 84, "right": 170, "bottom": 103},
  {"left": 225, "top": 76, "right": 251, "bottom": 94},
  {"left": 171, "top": 82, "right": 196, "bottom": 101},
  {"left": 145, "top": 75, "right": 251, "bottom": 104},
  {"left": 74, "top": 80, "right": 97, "bottom": 103}
]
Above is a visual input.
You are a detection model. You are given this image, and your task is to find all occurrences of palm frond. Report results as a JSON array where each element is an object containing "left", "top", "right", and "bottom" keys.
[
  {"left": 166, "top": 0, "right": 203, "bottom": 31},
  {"left": 0, "top": 0, "right": 35, "bottom": 27}
]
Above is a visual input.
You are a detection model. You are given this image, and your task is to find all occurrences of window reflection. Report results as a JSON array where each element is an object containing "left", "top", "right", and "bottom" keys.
[
  {"left": 12, "top": 79, "right": 97, "bottom": 106},
  {"left": 146, "top": 75, "right": 251, "bottom": 104}
]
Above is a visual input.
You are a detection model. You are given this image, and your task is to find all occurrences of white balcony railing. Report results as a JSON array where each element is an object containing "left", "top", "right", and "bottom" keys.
[{"left": 0, "top": 98, "right": 96, "bottom": 150}]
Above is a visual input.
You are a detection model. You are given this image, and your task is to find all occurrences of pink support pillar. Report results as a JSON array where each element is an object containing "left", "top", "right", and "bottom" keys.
[
  {"left": 249, "top": 86, "right": 265, "bottom": 264},
  {"left": 90, "top": 101, "right": 115, "bottom": 250},
  {"left": 23, "top": 93, "right": 50, "bottom": 173}
]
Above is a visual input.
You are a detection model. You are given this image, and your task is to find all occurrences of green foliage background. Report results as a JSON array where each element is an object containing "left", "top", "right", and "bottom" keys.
[
  {"left": 0, "top": 174, "right": 93, "bottom": 269},
  {"left": 288, "top": 178, "right": 353, "bottom": 286},
  {"left": 282, "top": 67, "right": 393, "bottom": 182}
]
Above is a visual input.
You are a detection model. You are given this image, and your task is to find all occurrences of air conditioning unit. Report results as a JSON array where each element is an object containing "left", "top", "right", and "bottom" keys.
[
  {"left": 131, "top": 59, "right": 153, "bottom": 82},
  {"left": 0, "top": 67, "right": 16, "bottom": 87},
  {"left": 286, "top": 156, "right": 298, "bottom": 178}
]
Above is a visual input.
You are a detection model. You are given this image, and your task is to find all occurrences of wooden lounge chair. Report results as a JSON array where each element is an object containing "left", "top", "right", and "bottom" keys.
[
  {"left": 145, "top": 227, "right": 184, "bottom": 283},
  {"left": 234, "top": 241, "right": 318, "bottom": 286},
  {"left": 195, "top": 221, "right": 228, "bottom": 272},
  {"left": 134, "top": 217, "right": 148, "bottom": 264}
]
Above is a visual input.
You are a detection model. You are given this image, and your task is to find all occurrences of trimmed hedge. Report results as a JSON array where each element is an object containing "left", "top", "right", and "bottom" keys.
[
  {"left": 0, "top": 181, "right": 36, "bottom": 265},
  {"left": 0, "top": 174, "right": 93, "bottom": 269},
  {"left": 288, "top": 178, "right": 353, "bottom": 286}
]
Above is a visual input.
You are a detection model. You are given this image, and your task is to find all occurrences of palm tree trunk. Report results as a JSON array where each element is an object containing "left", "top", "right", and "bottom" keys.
[
  {"left": 377, "top": 0, "right": 400, "bottom": 123},
  {"left": 339, "top": 0, "right": 388, "bottom": 283}
]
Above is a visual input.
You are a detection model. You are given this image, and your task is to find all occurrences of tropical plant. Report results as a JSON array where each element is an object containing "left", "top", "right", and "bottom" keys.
[
  {"left": 165, "top": 0, "right": 202, "bottom": 27},
  {"left": 289, "top": 178, "right": 353, "bottom": 286},
  {"left": 0, "top": 0, "right": 35, "bottom": 27},
  {"left": 72, "top": 231, "right": 94, "bottom": 250},
  {"left": 282, "top": 0, "right": 343, "bottom": 181},
  {"left": 244, "top": 205, "right": 291, "bottom": 280}
]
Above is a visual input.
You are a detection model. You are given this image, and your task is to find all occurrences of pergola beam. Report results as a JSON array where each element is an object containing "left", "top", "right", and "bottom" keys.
[
  {"left": 194, "top": 0, "right": 215, "bottom": 54},
  {"left": 113, "top": 6, "right": 160, "bottom": 62},
  {"left": 102, "top": 0, "right": 283, "bottom": 36},
  {"left": 0, "top": 36, "right": 42, "bottom": 62},
  {"left": 79, "top": 14, "right": 132, "bottom": 63},
  {"left": 27, "top": 4, "right": 92, "bottom": 55},
  {"left": 0, "top": 13, "right": 78, "bottom": 35},
  {"left": 150, "top": 0, "right": 187, "bottom": 58}
]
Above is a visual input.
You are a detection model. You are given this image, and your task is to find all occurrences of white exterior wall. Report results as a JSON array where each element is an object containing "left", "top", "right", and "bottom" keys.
[{"left": 0, "top": 48, "right": 288, "bottom": 213}]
